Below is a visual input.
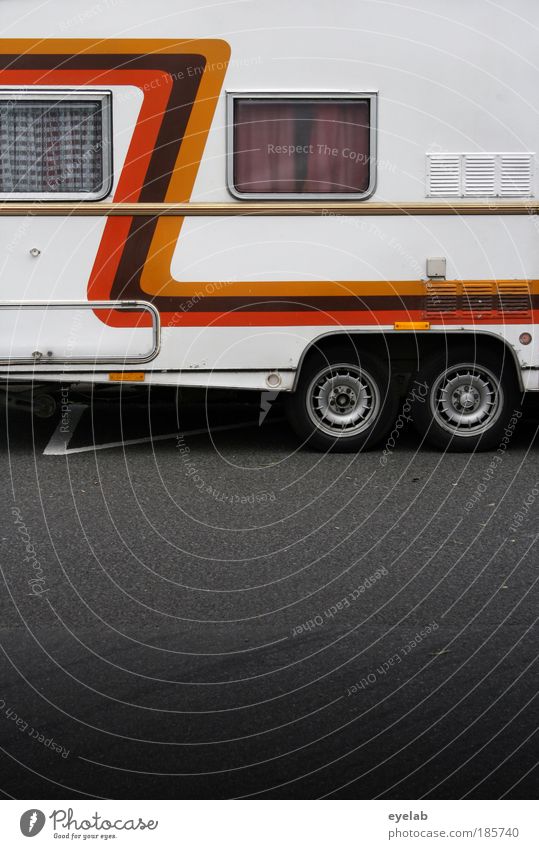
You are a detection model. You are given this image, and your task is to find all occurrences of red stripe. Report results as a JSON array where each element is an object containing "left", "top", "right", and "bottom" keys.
[{"left": 162, "top": 310, "right": 539, "bottom": 327}]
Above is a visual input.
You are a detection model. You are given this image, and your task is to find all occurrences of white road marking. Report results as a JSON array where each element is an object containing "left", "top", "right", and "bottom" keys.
[
  {"left": 42, "top": 403, "right": 88, "bottom": 455},
  {"left": 44, "top": 416, "right": 281, "bottom": 456}
]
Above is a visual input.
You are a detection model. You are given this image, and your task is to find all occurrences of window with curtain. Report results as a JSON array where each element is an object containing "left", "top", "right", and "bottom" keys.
[
  {"left": 230, "top": 95, "right": 374, "bottom": 198},
  {"left": 0, "top": 92, "right": 112, "bottom": 199}
]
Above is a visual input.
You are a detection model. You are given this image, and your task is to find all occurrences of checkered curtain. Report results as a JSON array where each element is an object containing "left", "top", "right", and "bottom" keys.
[{"left": 0, "top": 100, "right": 103, "bottom": 194}]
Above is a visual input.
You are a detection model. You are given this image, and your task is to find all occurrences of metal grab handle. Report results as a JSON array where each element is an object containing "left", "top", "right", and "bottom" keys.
[{"left": 0, "top": 299, "right": 161, "bottom": 366}]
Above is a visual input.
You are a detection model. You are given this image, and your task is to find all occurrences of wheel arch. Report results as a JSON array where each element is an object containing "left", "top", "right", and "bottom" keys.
[{"left": 292, "top": 329, "right": 524, "bottom": 392}]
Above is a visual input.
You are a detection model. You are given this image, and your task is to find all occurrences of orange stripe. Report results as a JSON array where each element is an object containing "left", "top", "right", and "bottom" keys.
[
  {"left": 139, "top": 279, "right": 539, "bottom": 299},
  {"left": 140, "top": 41, "right": 230, "bottom": 294},
  {"left": 0, "top": 39, "right": 231, "bottom": 56}
]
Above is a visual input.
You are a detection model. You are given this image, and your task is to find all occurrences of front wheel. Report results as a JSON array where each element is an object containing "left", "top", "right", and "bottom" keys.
[
  {"left": 286, "top": 347, "right": 398, "bottom": 452},
  {"left": 411, "top": 349, "right": 520, "bottom": 452}
]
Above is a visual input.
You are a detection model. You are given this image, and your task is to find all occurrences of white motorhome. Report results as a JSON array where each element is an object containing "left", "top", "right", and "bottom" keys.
[{"left": 0, "top": 0, "right": 537, "bottom": 451}]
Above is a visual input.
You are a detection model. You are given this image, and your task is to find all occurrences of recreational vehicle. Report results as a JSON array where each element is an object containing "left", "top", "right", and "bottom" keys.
[{"left": 0, "top": 0, "right": 537, "bottom": 451}]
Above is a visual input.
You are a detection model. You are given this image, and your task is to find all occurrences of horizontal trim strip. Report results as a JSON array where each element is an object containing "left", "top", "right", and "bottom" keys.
[{"left": 1, "top": 201, "right": 539, "bottom": 217}]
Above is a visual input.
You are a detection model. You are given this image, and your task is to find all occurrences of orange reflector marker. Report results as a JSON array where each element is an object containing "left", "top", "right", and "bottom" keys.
[
  {"left": 108, "top": 372, "right": 146, "bottom": 382},
  {"left": 394, "top": 321, "right": 431, "bottom": 331}
]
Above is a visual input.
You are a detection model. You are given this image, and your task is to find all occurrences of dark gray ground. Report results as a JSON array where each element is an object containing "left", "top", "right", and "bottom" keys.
[{"left": 0, "top": 387, "right": 537, "bottom": 799}]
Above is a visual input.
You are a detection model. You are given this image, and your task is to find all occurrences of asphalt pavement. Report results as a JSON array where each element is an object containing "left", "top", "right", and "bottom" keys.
[{"left": 0, "top": 387, "right": 537, "bottom": 799}]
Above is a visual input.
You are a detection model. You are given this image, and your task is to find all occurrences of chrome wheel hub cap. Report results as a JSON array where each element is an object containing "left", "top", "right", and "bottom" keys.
[
  {"left": 431, "top": 364, "right": 502, "bottom": 436},
  {"left": 453, "top": 385, "right": 480, "bottom": 412},
  {"left": 307, "top": 364, "right": 380, "bottom": 437},
  {"left": 329, "top": 384, "right": 357, "bottom": 414}
]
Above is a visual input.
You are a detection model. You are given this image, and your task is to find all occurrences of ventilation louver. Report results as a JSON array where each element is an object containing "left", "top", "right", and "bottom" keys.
[
  {"left": 424, "top": 280, "right": 532, "bottom": 320},
  {"left": 427, "top": 153, "right": 534, "bottom": 198}
]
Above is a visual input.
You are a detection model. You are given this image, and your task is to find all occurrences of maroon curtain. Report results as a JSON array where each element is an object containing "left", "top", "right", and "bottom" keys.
[
  {"left": 303, "top": 102, "right": 370, "bottom": 193},
  {"left": 233, "top": 99, "right": 371, "bottom": 195},
  {"left": 233, "top": 101, "right": 297, "bottom": 193}
]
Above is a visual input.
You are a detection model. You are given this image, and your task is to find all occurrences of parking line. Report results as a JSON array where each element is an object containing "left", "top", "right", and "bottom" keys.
[
  {"left": 42, "top": 403, "right": 88, "bottom": 455},
  {"left": 43, "top": 417, "right": 278, "bottom": 456}
]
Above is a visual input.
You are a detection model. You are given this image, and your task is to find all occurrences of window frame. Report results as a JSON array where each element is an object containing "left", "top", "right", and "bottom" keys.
[
  {"left": 0, "top": 88, "right": 113, "bottom": 201},
  {"left": 226, "top": 90, "right": 378, "bottom": 201}
]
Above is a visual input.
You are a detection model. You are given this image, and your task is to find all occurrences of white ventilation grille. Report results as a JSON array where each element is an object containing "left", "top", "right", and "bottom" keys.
[
  {"left": 426, "top": 154, "right": 461, "bottom": 197},
  {"left": 427, "top": 153, "right": 534, "bottom": 198},
  {"left": 499, "top": 154, "right": 534, "bottom": 196},
  {"left": 463, "top": 155, "right": 496, "bottom": 196}
]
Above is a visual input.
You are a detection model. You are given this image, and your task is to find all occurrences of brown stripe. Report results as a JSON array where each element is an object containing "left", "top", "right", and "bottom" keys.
[
  {"left": 157, "top": 295, "right": 424, "bottom": 312},
  {"left": 156, "top": 293, "right": 539, "bottom": 314}
]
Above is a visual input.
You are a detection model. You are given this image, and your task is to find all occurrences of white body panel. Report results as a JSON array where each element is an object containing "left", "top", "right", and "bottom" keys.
[
  {"left": 171, "top": 215, "right": 539, "bottom": 283},
  {"left": 0, "top": 0, "right": 538, "bottom": 390}
]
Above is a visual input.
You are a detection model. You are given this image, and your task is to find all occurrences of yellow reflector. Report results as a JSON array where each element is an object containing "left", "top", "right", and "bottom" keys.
[
  {"left": 108, "top": 372, "right": 145, "bottom": 382},
  {"left": 394, "top": 321, "right": 431, "bottom": 330}
]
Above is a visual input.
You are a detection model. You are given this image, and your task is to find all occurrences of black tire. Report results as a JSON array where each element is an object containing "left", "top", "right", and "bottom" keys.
[
  {"left": 286, "top": 346, "right": 398, "bottom": 452},
  {"left": 411, "top": 347, "right": 520, "bottom": 452}
]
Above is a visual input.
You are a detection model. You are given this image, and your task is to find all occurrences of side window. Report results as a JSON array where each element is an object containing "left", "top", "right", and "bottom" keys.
[
  {"left": 228, "top": 93, "right": 376, "bottom": 199},
  {"left": 0, "top": 90, "right": 112, "bottom": 200}
]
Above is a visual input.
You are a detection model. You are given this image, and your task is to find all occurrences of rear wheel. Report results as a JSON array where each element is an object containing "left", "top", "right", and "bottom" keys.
[
  {"left": 412, "top": 348, "right": 520, "bottom": 451},
  {"left": 286, "top": 347, "right": 398, "bottom": 452}
]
